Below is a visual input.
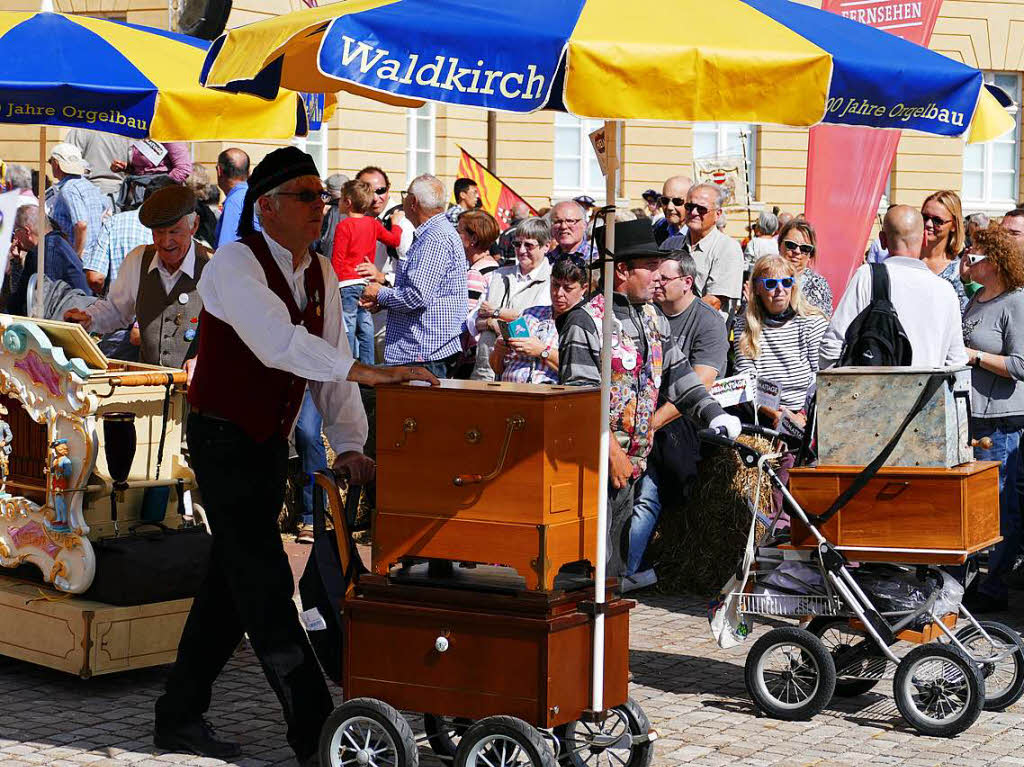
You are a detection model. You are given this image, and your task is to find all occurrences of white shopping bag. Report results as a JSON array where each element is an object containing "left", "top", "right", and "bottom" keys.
[{"left": 709, "top": 577, "right": 753, "bottom": 649}]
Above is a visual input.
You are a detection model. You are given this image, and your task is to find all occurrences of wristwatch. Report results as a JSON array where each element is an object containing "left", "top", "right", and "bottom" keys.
[
  {"left": 540, "top": 347, "right": 551, "bottom": 360},
  {"left": 971, "top": 351, "right": 984, "bottom": 368}
]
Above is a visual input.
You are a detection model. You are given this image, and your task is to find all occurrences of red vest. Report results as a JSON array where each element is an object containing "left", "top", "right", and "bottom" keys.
[{"left": 188, "top": 233, "right": 326, "bottom": 443}]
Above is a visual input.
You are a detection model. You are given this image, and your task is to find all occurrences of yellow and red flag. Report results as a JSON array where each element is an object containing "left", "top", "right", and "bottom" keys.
[{"left": 456, "top": 146, "right": 537, "bottom": 231}]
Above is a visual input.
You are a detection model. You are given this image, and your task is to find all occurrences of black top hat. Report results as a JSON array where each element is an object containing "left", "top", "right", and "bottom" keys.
[{"left": 594, "top": 218, "right": 665, "bottom": 263}]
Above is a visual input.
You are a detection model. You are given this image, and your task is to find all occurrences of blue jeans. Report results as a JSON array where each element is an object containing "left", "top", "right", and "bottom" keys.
[
  {"left": 294, "top": 389, "right": 328, "bottom": 525},
  {"left": 973, "top": 418, "right": 1024, "bottom": 600},
  {"left": 341, "top": 284, "right": 376, "bottom": 365},
  {"left": 626, "top": 462, "right": 661, "bottom": 577}
]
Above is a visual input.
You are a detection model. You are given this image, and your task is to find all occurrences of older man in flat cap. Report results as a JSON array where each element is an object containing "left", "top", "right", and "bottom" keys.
[
  {"left": 152, "top": 146, "right": 434, "bottom": 765},
  {"left": 64, "top": 185, "right": 210, "bottom": 375}
]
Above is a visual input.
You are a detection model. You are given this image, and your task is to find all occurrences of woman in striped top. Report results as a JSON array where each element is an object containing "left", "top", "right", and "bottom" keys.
[{"left": 733, "top": 255, "right": 828, "bottom": 430}]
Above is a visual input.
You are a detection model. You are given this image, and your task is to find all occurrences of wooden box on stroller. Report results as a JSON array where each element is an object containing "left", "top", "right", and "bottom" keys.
[
  {"left": 373, "top": 381, "right": 600, "bottom": 590},
  {"left": 788, "top": 461, "right": 1001, "bottom": 564}
]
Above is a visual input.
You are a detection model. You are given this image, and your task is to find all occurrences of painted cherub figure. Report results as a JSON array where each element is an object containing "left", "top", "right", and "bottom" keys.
[
  {"left": 46, "top": 438, "right": 72, "bottom": 531},
  {"left": 0, "top": 404, "right": 11, "bottom": 496}
]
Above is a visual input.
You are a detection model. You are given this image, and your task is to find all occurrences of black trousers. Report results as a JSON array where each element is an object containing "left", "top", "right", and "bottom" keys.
[
  {"left": 155, "top": 413, "right": 333, "bottom": 761},
  {"left": 607, "top": 479, "right": 637, "bottom": 578}
]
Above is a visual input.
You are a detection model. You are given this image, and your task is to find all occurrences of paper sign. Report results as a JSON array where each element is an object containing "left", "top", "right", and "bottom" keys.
[
  {"left": 132, "top": 139, "right": 168, "bottom": 167},
  {"left": 589, "top": 125, "right": 616, "bottom": 176},
  {"left": 779, "top": 410, "right": 806, "bottom": 440},
  {"left": 709, "top": 371, "right": 755, "bottom": 408},
  {"left": 756, "top": 378, "right": 781, "bottom": 411}
]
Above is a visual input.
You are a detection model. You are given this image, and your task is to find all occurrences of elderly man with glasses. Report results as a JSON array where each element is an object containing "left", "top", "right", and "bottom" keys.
[
  {"left": 652, "top": 174, "right": 692, "bottom": 245},
  {"left": 548, "top": 199, "right": 594, "bottom": 261},
  {"left": 660, "top": 183, "right": 744, "bottom": 314}
]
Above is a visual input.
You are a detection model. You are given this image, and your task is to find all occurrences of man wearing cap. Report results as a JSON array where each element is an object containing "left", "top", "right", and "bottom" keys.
[
  {"left": 152, "top": 147, "right": 435, "bottom": 765},
  {"left": 48, "top": 142, "right": 110, "bottom": 258},
  {"left": 63, "top": 185, "right": 208, "bottom": 373},
  {"left": 557, "top": 219, "right": 740, "bottom": 578}
]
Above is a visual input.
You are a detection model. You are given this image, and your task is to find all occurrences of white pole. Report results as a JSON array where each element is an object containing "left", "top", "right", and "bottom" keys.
[
  {"left": 590, "top": 118, "right": 621, "bottom": 716},
  {"left": 34, "top": 127, "right": 46, "bottom": 319}
]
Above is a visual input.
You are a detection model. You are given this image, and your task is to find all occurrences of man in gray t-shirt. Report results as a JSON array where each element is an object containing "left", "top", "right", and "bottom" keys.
[{"left": 656, "top": 254, "right": 728, "bottom": 387}]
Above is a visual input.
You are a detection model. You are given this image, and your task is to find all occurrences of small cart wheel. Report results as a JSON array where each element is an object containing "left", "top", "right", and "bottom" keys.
[
  {"left": 955, "top": 620, "right": 1024, "bottom": 711},
  {"left": 423, "top": 714, "right": 473, "bottom": 760},
  {"left": 456, "top": 715, "right": 556, "bottom": 767},
  {"left": 808, "top": 617, "right": 885, "bottom": 697},
  {"left": 556, "top": 697, "right": 653, "bottom": 767},
  {"left": 745, "top": 626, "right": 836, "bottom": 721},
  {"left": 319, "top": 697, "right": 418, "bottom": 767},
  {"left": 894, "top": 643, "right": 985, "bottom": 737}
]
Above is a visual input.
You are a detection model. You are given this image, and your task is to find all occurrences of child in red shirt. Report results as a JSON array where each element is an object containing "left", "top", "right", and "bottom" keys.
[{"left": 332, "top": 179, "right": 403, "bottom": 364}]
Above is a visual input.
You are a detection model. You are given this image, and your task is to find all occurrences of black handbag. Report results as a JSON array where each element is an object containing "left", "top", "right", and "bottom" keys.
[{"left": 84, "top": 522, "right": 211, "bottom": 606}]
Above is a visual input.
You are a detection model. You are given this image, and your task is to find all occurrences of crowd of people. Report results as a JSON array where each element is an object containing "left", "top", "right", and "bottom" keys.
[{"left": 8, "top": 133, "right": 1024, "bottom": 764}]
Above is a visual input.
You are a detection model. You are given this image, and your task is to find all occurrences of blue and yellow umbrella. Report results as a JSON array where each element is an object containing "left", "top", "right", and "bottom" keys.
[
  {"left": 0, "top": 10, "right": 323, "bottom": 140},
  {"left": 201, "top": 0, "right": 1012, "bottom": 143}
]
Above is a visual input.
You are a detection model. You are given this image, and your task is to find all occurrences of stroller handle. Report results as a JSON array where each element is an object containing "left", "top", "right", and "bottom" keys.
[{"left": 697, "top": 426, "right": 737, "bottom": 449}]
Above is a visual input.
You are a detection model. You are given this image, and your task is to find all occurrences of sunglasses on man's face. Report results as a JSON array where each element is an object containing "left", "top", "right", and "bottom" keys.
[
  {"left": 372, "top": 186, "right": 388, "bottom": 196},
  {"left": 783, "top": 239, "right": 815, "bottom": 255},
  {"left": 758, "top": 277, "right": 795, "bottom": 290},
  {"left": 276, "top": 189, "right": 331, "bottom": 205},
  {"left": 659, "top": 196, "right": 685, "bottom": 208},
  {"left": 684, "top": 202, "right": 710, "bottom": 217}
]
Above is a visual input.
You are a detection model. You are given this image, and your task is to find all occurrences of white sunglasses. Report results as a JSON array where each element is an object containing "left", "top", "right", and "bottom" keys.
[{"left": 965, "top": 253, "right": 988, "bottom": 266}]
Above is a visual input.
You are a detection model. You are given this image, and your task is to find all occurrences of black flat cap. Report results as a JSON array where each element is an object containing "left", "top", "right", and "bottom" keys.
[{"left": 139, "top": 185, "right": 197, "bottom": 229}]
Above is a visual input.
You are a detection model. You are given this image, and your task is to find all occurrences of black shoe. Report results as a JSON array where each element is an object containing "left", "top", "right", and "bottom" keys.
[
  {"left": 964, "top": 590, "right": 1009, "bottom": 614},
  {"left": 154, "top": 717, "right": 242, "bottom": 760}
]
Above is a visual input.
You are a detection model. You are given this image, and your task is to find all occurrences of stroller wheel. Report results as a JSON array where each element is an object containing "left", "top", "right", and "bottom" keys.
[
  {"left": 456, "top": 716, "right": 556, "bottom": 767},
  {"left": 808, "top": 618, "right": 886, "bottom": 697},
  {"left": 745, "top": 627, "right": 836, "bottom": 721},
  {"left": 954, "top": 620, "right": 1024, "bottom": 711},
  {"left": 894, "top": 644, "right": 985, "bottom": 737},
  {"left": 319, "top": 697, "right": 418, "bottom": 767}
]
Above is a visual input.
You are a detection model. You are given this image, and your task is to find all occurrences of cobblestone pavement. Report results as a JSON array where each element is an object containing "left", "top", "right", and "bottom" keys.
[{"left": 1, "top": 584, "right": 1023, "bottom": 766}]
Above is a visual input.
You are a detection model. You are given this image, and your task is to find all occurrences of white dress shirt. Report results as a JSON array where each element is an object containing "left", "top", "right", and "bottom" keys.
[
  {"left": 198, "top": 231, "right": 368, "bottom": 455},
  {"left": 820, "top": 256, "right": 968, "bottom": 369},
  {"left": 86, "top": 241, "right": 198, "bottom": 335}
]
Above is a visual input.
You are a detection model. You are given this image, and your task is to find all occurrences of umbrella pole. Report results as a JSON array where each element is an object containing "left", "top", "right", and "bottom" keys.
[
  {"left": 590, "top": 119, "right": 620, "bottom": 718},
  {"left": 34, "top": 126, "right": 46, "bottom": 319}
]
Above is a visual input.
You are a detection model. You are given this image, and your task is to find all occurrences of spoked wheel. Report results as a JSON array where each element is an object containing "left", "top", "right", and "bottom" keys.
[
  {"left": 954, "top": 620, "right": 1024, "bottom": 711},
  {"left": 456, "top": 716, "right": 556, "bottom": 767},
  {"left": 556, "top": 697, "right": 654, "bottom": 767},
  {"left": 423, "top": 714, "right": 473, "bottom": 761},
  {"left": 745, "top": 626, "right": 836, "bottom": 720},
  {"left": 319, "top": 697, "right": 419, "bottom": 767},
  {"left": 893, "top": 644, "right": 985, "bottom": 737},
  {"left": 808, "top": 617, "right": 887, "bottom": 697}
]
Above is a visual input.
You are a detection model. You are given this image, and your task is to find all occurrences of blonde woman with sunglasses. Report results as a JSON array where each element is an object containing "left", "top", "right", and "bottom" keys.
[
  {"left": 778, "top": 218, "right": 833, "bottom": 316},
  {"left": 921, "top": 189, "right": 969, "bottom": 313},
  {"left": 734, "top": 255, "right": 828, "bottom": 429}
]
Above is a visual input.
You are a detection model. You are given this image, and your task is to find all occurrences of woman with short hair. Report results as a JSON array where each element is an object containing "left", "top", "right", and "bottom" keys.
[
  {"left": 961, "top": 226, "right": 1024, "bottom": 611},
  {"left": 734, "top": 255, "right": 828, "bottom": 429}
]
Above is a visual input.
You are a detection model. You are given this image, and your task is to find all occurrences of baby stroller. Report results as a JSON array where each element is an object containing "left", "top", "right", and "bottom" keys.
[{"left": 700, "top": 423, "right": 1024, "bottom": 738}]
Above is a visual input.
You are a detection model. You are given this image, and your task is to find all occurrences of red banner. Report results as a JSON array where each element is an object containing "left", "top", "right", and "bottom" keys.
[
  {"left": 806, "top": 0, "right": 944, "bottom": 297},
  {"left": 457, "top": 146, "right": 537, "bottom": 231}
]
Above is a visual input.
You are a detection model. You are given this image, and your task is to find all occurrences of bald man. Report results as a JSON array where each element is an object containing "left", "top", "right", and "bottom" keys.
[
  {"left": 214, "top": 148, "right": 252, "bottom": 247},
  {"left": 653, "top": 174, "right": 692, "bottom": 245},
  {"left": 820, "top": 205, "right": 966, "bottom": 368}
]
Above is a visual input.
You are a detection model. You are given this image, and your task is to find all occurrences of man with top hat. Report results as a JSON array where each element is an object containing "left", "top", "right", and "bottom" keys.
[
  {"left": 63, "top": 185, "right": 209, "bottom": 375},
  {"left": 152, "top": 146, "right": 435, "bottom": 765},
  {"left": 557, "top": 219, "right": 741, "bottom": 578}
]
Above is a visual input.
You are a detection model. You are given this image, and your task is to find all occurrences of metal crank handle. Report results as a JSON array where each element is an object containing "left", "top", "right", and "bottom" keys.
[
  {"left": 971, "top": 437, "right": 993, "bottom": 450},
  {"left": 453, "top": 414, "right": 526, "bottom": 486}
]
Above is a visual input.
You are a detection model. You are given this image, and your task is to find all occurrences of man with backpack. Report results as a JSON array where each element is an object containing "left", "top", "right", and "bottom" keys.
[{"left": 820, "top": 205, "right": 967, "bottom": 369}]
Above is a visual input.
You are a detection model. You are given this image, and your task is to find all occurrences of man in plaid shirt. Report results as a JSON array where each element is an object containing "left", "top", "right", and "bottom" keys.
[
  {"left": 48, "top": 143, "right": 110, "bottom": 257},
  {"left": 83, "top": 204, "right": 153, "bottom": 294},
  {"left": 361, "top": 174, "right": 467, "bottom": 377}
]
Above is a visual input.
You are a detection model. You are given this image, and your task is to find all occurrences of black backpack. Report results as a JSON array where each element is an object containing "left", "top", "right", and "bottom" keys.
[{"left": 839, "top": 263, "right": 913, "bottom": 367}]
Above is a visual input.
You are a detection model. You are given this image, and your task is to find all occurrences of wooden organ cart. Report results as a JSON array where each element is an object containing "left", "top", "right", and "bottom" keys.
[
  {"left": 315, "top": 381, "right": 655, "bottom": 767},
  {"left": 0, "top": 316, "right": 199, "bottom": 677}
]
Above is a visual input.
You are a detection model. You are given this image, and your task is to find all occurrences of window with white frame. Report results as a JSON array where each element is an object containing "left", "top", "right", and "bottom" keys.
[
  {"left": 692, "top": 123, "right": 756, "bottom": 200},
  {"left": 553, "top": 114, "right": 610, "bottom": 201},
  {"left": 406, "top": 104, "right": 435, "bottom": 181},
  {"left": 963, "top": 72, "right": 1021, "bottom": 212},
  {"left": 292, "top": 124, "right": 329, "bottom": 177}
]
